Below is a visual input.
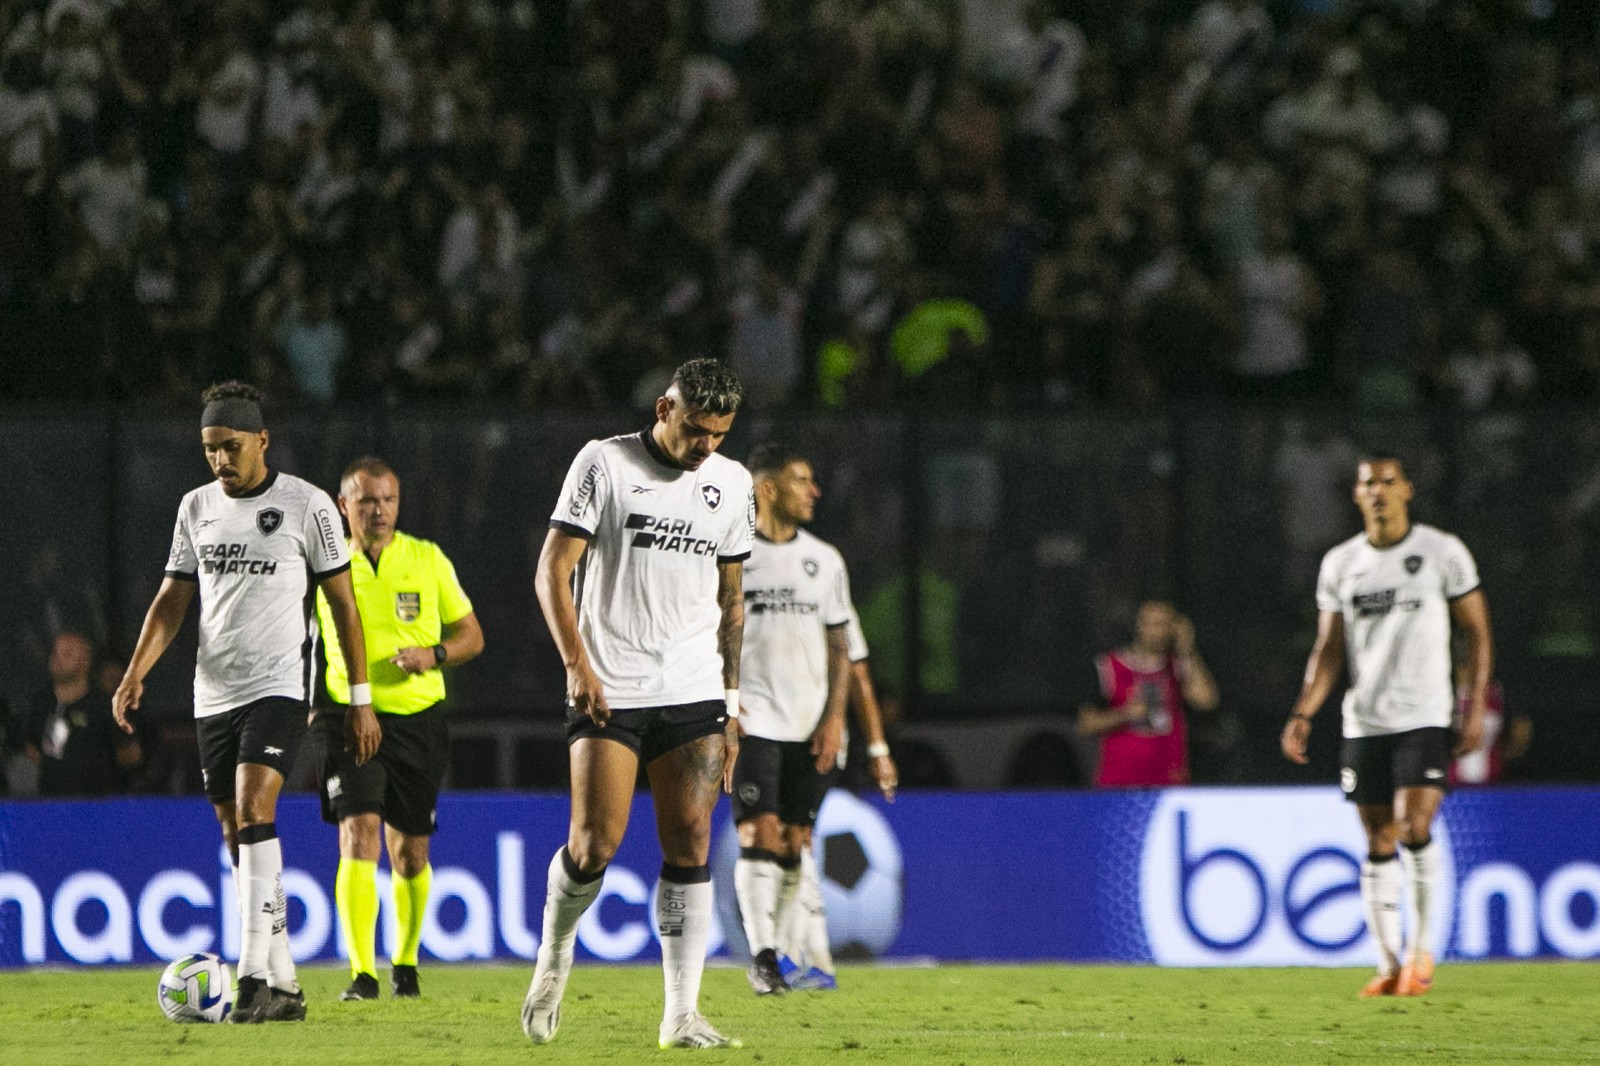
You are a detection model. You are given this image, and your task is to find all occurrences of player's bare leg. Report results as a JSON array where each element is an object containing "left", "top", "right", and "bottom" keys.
[
  {"left": 1356, "top": 802, "right": 1403, "bottom": 998},
  {"left": 522, "top": 737, "right": 637, "bottom": 1043},
  {"left": 1395, "top": 787, "right": 1445, "bottom": 996},
  {"left": 649, "top": 734, "right": 742, "bottom": 1049},
  {"left": 736, "top": 812, "right": 792, "bottom": 994}
]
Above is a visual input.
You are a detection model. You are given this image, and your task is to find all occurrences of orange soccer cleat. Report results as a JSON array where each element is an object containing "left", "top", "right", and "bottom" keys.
[
  {"left": 1396, "top": 952, "right": 1435, "bottom": 996},
  {"left": 1359, "top": 972, "right": 1400, "bottom": 998}
]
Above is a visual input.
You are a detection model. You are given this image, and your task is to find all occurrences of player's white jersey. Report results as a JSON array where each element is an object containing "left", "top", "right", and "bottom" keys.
[
  {"left": 1315, "top": 523, "right": 1480, "bottom": 738},
  {"left": 552, "top": 431, "right": 755, "bottom": 709},
  {"left": 844, "top": 602, "right": 869, "bottom": 664},
  {"left": 166, "top": 470, "right": 350, "bottom": 718},
  {"left": 740, "top": 529, "right": 853, "bottom": 741}
]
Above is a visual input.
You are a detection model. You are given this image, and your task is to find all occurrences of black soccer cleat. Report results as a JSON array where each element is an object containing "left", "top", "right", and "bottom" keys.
[
  {"left": 340, "top": 973, "right": 380, "bottom": 1001},
  {"left": 746, "top": 948, "right": 790, "bottom": 996},
  {"left": 228, "top": 976, "right": 271, "bottom": 1023},
  {"left": 263, "top": 987, "right": 307, "bottom": 1022},
  {"left": 391, "top": 964, "right": 421, "bottom": 999}
]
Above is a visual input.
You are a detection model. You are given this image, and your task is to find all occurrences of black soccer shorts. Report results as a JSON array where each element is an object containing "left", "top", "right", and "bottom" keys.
[
  {"left": 731, "top": 734, "right": 839, "bottom": 828},
  {"left": 1339, "top": 726, "right": 1453, "bottom": 805},
  {"left": 195, "top": 695, "right": 307, "bottom": 803},
  {"left": 315, "top": 703, "right": 449, "bottom": 837},
  {"left": 565, "top": 699, "right": 728, "bottom": 764}
]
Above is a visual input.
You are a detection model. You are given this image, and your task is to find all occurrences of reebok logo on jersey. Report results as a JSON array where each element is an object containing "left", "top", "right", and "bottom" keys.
[
  {"left": 197, "top": 543, "right": 279, "bottom": 575},
  {"left": 196, "top": 518, "right": 218, "bottom": 530},
  {"left": 257, "top": 508, "right": 284, "bottom": 536},
  {"left": 1424, "top": 768, "right": 1444, "bottom": 779},
  {"left": 626, "top": 513, "right": 718, "bottom": 556},
  {"left": 630, "top": 484, "right": 654, "bottom": 494},
  {"left": 263, "top": 746, "right": 284, "bottom": 757}
]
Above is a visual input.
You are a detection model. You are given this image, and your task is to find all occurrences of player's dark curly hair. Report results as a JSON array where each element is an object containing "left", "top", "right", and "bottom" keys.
[
  {"left": 200, "top": 380, "right": 264, "bottom": 406},
  {"left": 747, "top": 442, "right": 809, "bottom": 480},
  {"left": 670, "top": 359, "right": 744, "bottom": 415}
]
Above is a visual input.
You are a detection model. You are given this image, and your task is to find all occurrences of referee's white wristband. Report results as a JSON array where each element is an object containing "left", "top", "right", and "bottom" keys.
[
  {"left": 725, "top": 689, "right": 741, "bottom": 720},
  {"left": 867, "top": 742, "right": 891, "bottom": 759},
  {"left": 349, "top": 682, "right": 372, "bottom": 706}
]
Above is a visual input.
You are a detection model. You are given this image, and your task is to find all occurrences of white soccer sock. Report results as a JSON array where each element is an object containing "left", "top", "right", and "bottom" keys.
[
  {"left": 238, "top": 831, "right": 283, "bottom": 981},
  {"left": 799, "top": 847, "right": 834, "bottom": 973},
  {"left": 1361, "top": 854, "right": 1403, "bottom": 976},
  {"left": 266, "top": 874, "right": 299, "bottom": 993},
  {"left": 658, "top": 865, "right": 712, "bottom": 1023},
  {"left": 536, "top": 848, "right": 604, "bottom": 972},
  {"left": 1399, "top": 839, "right": 1441, "bottom": 959},
  {"left": 735, "top": 852, "right": 783, "bottom": 955},
  {"left": 773, "top": 861, "right": 803, "bottom": 962}
]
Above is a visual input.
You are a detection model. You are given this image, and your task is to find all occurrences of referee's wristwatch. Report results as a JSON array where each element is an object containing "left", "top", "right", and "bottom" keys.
[{"left": 432, "top": 644, "right": 448, "bottom": 665}]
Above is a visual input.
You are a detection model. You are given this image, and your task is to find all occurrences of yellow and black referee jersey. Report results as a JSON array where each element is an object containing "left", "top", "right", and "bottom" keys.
[{"left": 316, "top": 530, "right": 474, "bottom": 716}]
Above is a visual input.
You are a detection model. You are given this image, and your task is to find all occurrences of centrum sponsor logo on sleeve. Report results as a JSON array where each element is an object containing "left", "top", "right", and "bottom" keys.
[{"left": 315, "top": 509, "right": 341, "bottom": 559}]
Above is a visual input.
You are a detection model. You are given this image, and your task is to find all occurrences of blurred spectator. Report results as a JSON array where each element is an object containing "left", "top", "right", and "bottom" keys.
[
  {"left": 57, "top": 125, "right": 145, "bottom": 268},
  {"left": 22, "top": 630, "right": 142, "bottom": 797},
  {"left": 726, "top": 259, "right": 802, "bottom": 408},
  {"left": 1229, "top": 213, "right": 1321, "bottom": 398},
  {"left": 275, "top": 282, "right": 349, "bottom": 403},
  {"left": 1077, "top": 601, "right": 1219, "bottom": 788},
  {"left": 1439, "top": 306, "right": 1538, "bottom": 411}
]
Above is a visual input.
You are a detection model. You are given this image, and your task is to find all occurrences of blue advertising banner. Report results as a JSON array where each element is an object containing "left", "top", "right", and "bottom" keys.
[{"left": 1, "top": 787, "right": 1597, "bottom": 968}]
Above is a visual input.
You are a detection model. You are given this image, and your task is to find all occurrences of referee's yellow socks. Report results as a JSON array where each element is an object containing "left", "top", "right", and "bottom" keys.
[
  {"left": 336, "top": 858, "right": 379, "bottom": 979},
  {"left": 393, "top": 864, "right": 431, "bottom": 968}
]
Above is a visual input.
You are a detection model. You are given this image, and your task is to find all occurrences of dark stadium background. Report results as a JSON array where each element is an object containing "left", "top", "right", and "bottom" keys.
[{"left": 5, "top": 0, "right": 1600, "bottom": 793}]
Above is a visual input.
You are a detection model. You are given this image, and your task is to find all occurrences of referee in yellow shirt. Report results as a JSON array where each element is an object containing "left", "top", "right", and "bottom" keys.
[{"left": 315, "top": 457, "right": 484, "bottom": 1002}]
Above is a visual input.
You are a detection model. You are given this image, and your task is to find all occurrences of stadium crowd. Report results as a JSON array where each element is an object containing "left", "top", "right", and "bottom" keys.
[{"left": 6, "top": 0, "right": 1600, "bottom": 413}]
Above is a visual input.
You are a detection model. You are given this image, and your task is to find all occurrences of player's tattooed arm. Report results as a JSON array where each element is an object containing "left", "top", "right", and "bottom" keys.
[
  {"left": 716, "top": 560, "right": 743, "bottom": 689},
  {"left": 716, "top": 560, "right": 743, "bottom": 791}
]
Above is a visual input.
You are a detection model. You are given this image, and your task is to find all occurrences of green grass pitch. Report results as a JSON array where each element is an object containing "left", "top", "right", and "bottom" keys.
[{"left": 1, "top": 961, "right": 1596, "bottom": 1065}]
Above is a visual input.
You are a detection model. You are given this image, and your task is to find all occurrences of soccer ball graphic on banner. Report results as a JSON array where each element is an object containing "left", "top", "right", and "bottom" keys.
[
  {"left": 157, "top": 953, "right": 234, "bottom": 1022},
  {"left": 814, "top": 791, "right": 903, "bottom": 957}
]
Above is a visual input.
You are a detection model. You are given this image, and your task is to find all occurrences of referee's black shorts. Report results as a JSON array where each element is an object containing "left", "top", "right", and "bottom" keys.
[
  {"left": 1340, "top": 726, "right": 1453, "bottom": 805},
  {"left": 315, "top": 703, "right": 449, "bottom": 837},
  {"left": 195, "top": 696, "right": 307, "bottom": 804}
]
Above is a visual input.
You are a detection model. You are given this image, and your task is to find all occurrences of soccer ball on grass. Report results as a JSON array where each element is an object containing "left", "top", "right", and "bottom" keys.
[{"left": 157, "top": 952, "right": 234, "bottom": 1022}]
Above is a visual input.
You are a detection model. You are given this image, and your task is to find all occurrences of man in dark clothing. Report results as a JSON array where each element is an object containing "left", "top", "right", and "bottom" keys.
[{"left": 25, "top": 631, "right": 142, "bottom": 795}]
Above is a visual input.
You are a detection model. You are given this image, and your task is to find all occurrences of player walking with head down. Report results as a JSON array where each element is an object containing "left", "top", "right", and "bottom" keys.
[
  {"left": 522, "top": 359, "right": 754, "bottom": 1050},
  {"left": 1283, "top": 454, "right": 1492, "bottom": 999},
  {"left": 113, "top": 381, "right": 380, "bottom": 1023}
]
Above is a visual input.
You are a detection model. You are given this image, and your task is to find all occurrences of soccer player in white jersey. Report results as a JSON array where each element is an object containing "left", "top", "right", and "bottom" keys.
[
  {"left": 1282, "top": 455, "right": 1492, "bottom": 999},
  {"left": 523, "top": 359, "right": 754, "bottom": 1050},
  {"left": 113, "top": 381, "right": 380, "bottom": 1024},
  {"left": 731, "top": 443, "right": 853, "bottom": 996}
]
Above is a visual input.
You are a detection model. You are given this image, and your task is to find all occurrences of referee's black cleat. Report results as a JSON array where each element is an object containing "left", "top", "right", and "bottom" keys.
[
  {"left": 341, "top": 973, "right": 380, "bottom": 1001},
  {"left": 391, "top": 964, "right": 421, "bottom": 999},
  {"left": 747, "top": 948, "right": 790, "bottom": 996},
  {"left": 228, "top": 976, "right": 271, "bottom": 1023},
  {"left": 263, "top": 987, "right": 307, "bottom": 1022}
]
